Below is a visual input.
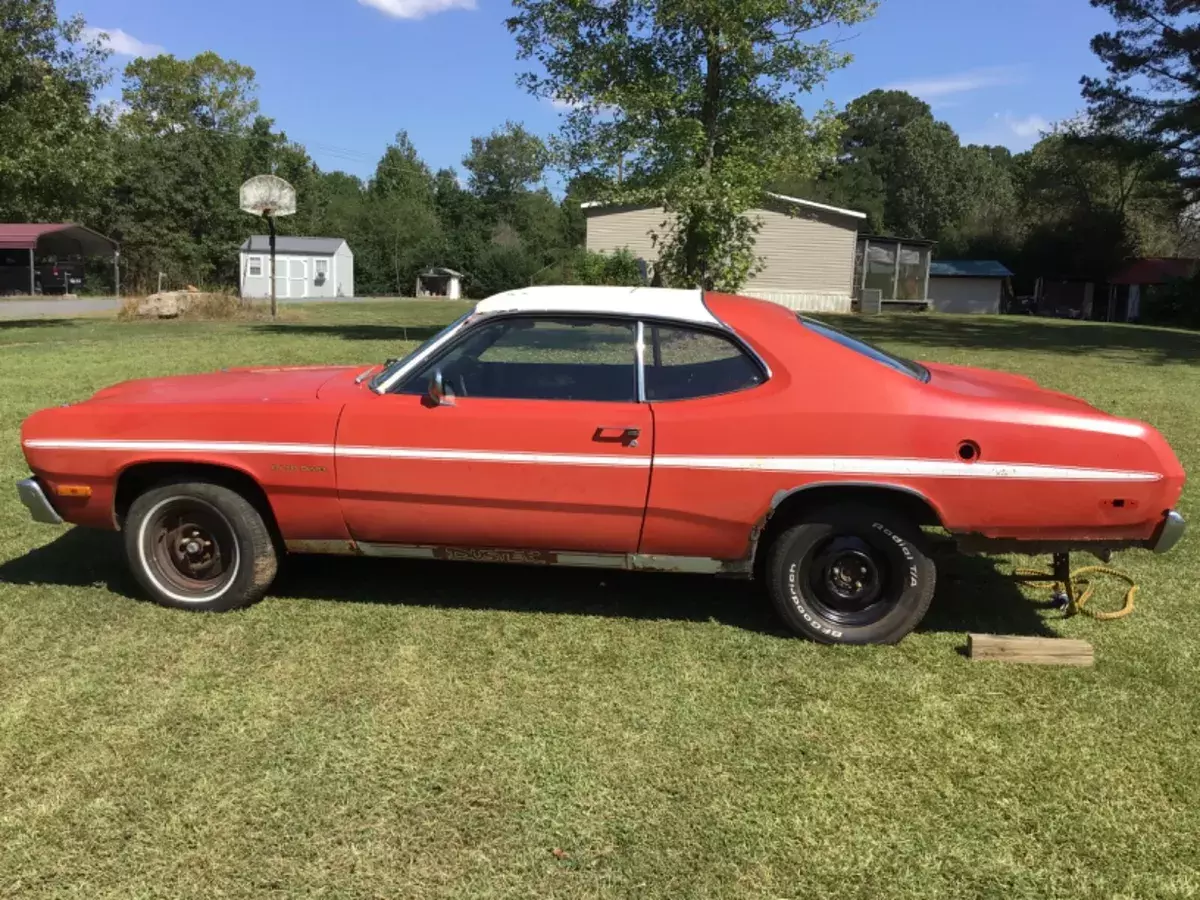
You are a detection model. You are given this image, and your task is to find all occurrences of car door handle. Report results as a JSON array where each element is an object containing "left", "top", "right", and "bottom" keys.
[{"left": 593, "top": 426, "right": 641, "bottom": 445}]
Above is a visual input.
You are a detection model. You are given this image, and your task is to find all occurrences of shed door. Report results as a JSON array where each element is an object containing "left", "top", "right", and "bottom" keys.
[
  {"left": 273, "top": 257, "right": 288, "bottom": 299},
  {"left": 288, "top": 258, "right": 308, "bottom": 299}
]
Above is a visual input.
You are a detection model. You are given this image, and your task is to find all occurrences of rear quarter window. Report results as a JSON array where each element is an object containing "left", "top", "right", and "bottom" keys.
[
  {"left": 644, "top": 324, "right": 766, "bottom": 401},
  {"left": 799, "top": 316, "right": 929, "bottom": 382}
]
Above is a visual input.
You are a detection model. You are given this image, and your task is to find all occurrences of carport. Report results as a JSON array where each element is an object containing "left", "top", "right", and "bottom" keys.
[{"left": 0, "top": 223, "right": 120, "bottom": 296}]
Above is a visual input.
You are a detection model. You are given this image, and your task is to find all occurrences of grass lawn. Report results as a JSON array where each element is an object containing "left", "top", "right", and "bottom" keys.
[{"left": 1, "top": 302, "right": 1199, "bottom": 899}]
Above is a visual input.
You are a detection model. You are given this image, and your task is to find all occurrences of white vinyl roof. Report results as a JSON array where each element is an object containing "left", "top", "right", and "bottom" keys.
[{"left": 476, "top": 286, "right": 719, "bottom": 326}]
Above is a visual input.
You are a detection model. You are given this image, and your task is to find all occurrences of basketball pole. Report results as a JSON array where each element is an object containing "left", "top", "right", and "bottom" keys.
[{"left": 266, "top": 211, "right": 277, "bottom": 319}]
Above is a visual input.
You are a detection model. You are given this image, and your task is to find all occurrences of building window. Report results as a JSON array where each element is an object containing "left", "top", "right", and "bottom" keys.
[
  {"left": 864, "top": 243, "right": 896, "bottom": 299},
  {"left": 247, "top": 256, "right": 263, "bottom": 277},
  {"left": 314, "top": 259, "right": 329, "bottom": 281},
  {"left": 857, "top": 238, "right": 932, "bottom": 302}
]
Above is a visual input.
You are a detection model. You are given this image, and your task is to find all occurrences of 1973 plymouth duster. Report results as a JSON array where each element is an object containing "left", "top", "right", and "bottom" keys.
[{"left": 17, "top": 287, "right": 1187, "bottom": 643}]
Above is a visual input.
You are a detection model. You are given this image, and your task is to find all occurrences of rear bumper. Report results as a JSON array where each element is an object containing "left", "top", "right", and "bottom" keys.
[
  {"left": 1150, "top": 510, "right": 1186, "bottom": 554},
  {"left": 16, "top": 477, "right": 62, "bottom": 525}
]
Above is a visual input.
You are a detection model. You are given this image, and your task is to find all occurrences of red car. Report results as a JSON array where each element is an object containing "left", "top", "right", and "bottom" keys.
[{"left": 17, "top": 288, "right": 1187, "bottom": 643}]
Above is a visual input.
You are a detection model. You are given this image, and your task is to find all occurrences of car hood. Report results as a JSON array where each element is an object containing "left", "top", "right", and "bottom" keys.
[
  {"left": 84, "top": 365, "right": 359, "bottom": 405},
  {"left": 923, "top": 361, "right": 1100, "bottom": 413}
]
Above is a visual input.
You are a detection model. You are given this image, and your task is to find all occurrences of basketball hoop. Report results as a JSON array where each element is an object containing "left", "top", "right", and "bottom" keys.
[
  {"left": 240, "top": 175, "right": 297, "bottom": 218},
  {"left": 240, "top": 175, "right": 297, "bottom": 318}
]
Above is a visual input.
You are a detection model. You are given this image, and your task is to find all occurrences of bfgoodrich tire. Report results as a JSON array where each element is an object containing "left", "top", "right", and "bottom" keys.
[
  {"left": 123, "top": 480, "right": 278, "bottom": 612},
  {"left": 766, "top": 504, "right": 936, "bottom": 645}
]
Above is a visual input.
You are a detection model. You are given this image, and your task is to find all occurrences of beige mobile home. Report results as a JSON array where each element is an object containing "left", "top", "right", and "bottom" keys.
[{"left": 583, "top": 192, "right": 866, "bottom": 312}]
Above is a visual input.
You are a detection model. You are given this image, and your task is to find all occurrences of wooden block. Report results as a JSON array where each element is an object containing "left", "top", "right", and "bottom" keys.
[{"left": 967, "top": 634, "right": 1094, "bottom": 667}]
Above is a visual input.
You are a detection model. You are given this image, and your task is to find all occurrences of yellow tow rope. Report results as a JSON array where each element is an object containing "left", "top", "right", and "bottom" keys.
[{"left": 1014, "top": 564, "right": 1140, "bottom": 620}]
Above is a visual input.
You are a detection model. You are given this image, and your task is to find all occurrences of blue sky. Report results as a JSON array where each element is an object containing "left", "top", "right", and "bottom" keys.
[{"left": 70, "top": 0, "right": 1117, "bottom": 180}]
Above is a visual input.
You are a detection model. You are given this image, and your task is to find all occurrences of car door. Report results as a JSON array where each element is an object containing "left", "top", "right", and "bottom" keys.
[
  {"left": 638, "top": 321, "right": 775, "bottom": 560},
  {"left": 335, "top": 315, "right": 653, "bottom": 554}
]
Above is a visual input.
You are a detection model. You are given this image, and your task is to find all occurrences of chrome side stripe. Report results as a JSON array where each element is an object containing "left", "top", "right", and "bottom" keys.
[
  {"left": 22, "top": 438, "right": 1162, "bottom": 482},
  {"left": 652, "top": 456, "right": 1163, "bottom": 482},
  {"left": 337, "top": 446, "right": 651, "bottom": 467},
  {"left": 23, "top": 439, "right": 334, "bottom": 455}
]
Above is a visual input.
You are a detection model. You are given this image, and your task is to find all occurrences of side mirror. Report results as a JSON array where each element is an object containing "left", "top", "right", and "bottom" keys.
[{"left": 425, "top": 369, "right": 454, "bottom": 407}]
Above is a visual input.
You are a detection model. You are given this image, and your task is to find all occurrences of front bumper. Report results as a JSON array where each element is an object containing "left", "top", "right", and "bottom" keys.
[
  {"left": 1151, "top": 510, "right": 1186, "bottom": 554},
  {"left": 16, "top": 477, "right": 62, "bottom": 525}
]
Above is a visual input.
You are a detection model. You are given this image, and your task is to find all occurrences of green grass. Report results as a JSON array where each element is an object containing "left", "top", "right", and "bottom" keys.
[{"left": 2, "top": 303, "right": 1199, "bottom": 899}]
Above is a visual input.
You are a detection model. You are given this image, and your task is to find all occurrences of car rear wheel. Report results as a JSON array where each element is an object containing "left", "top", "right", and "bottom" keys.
[
  {"left": 123, "top": 480, "right": 278, "bottom": 612},
  {"left": 765, "top": 503, "right": 936, "bottom": 644}
]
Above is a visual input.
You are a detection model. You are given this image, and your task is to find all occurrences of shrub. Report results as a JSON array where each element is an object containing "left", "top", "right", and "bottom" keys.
[
  {"left": 1140, "top": 277, "right": 1200, "bottom": 329},
  {"left": 533, "top": 248, "right": 647, "bottom": 287}
]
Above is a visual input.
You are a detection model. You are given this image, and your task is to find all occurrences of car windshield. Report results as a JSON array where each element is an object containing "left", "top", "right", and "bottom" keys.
[
  {"left": 368, "top": 313, "right": 473, "bottom": 392},
  {"left": 799, "top": 316, "right": 929, "bottom": 382}
]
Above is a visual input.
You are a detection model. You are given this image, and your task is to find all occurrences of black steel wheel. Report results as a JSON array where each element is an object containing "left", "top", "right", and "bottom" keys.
[
  {"left": 766, "top": 503, "right": 936, "bottom": 644},
  {"left": 124, "top": 480, "right": 278, "bottom": 612}
]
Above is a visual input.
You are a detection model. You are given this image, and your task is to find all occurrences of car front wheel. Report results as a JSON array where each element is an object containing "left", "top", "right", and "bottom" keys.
[
  {"left": 766, "top": 503, "right": 936, "bottom": 644},
  {"left": 123, "top": 480, "right": 278, "bottom": 612}
]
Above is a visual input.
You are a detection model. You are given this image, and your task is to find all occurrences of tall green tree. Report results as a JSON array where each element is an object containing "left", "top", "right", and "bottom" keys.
[
  {"left": 110, "top": 52, "right": 264, "bottom": 289},
  {"left": 1019, "top": 124, "right": 1186, "bottom": 280},
  {"left": 798, "top": 90, "right": 970, "bottom": 239},
  {"left": 357, "top": 132, "right": 441, "bottom": 295},
  {"left": 0, "top": 0, "right": 114, "bottom": 221},
  {"left": 508, "top": 0, "right": 873, "bottom": 290},
  {"left": 463, "top": 122, "right": 548, "bottom": 208},
  {"left": 1084, "top": 0, "right": 1200, "bottom": 183}
]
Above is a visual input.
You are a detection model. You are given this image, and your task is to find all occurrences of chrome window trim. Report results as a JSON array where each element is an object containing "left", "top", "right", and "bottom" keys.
[
  {"left": 377, "top": 310, "right": 642, "bottom": 401},
  {"left": 372, "top": 313, "right": 475, "bottom": 394},
  {"left": 635, "top": 321, "right": 647, "bottom": 403},
  {"left": 374, "top": 309, "right": 769, "bottom": 401},
  {"left": 637, "top": 317, "right": 773, "bottom": 403}
]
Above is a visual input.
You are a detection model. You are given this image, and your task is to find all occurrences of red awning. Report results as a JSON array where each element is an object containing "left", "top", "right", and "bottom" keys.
[{"left": 0, "top": 224, "right": 118, "bottom": 254}]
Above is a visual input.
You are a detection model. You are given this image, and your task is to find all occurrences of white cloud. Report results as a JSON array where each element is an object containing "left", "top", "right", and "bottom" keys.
[
  {"left": 358, "top": 0, "right": 476, "bottom": 19},
  {"left": 82, "top": 27, "right": 164, "bottom": 57},
  {"left": 1005, "top": 113, "right": 1050, "bottom": 139},
  {"left": 549, "top": 97, "right": 582, "bottom": 111},
  {"left": 886, "top": 66, "right": 1026, "bottom": 99}
]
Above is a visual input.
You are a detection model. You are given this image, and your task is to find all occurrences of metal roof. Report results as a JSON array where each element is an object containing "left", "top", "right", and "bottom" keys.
[
  {"left": 421, "top": 267, "right": 463, "bottom": 277},
  {"left": 929, "top": 260, "right": 1014, "bottom": 278},
  {"left": 582, "top": 193, "right": 866, "bottom": 221},
  {"left": 860, "top": 233, "right": 938, "bottom": 247},
  {"left": 1110, "top": 257, "right": 1198, "bottom": 285},
  {"left": 476, "top": 286, "right": 718, "bottom": 326},
  {"left": 241, "top": 236, "right": 346, "bottom": 255},
  {"left": 0, "top": 223, "right": 118, "bottom": 253}
]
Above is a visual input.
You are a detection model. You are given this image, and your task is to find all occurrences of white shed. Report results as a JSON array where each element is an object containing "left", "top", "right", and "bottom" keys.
[
  {"left": 239, "top": 236, "right": 354, "bottom": 300},
  {"left": 416, "top": 267, "right": 463, "bottom": 300},
  {"left": 928, "top": 260, "right": 1013, "bottom": 314}
]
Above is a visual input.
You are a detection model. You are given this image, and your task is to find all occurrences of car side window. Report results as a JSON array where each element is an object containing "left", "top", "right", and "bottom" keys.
[
  {"left": 397, "top": 316, "right": 638, "bottom": 403},
  {"left": 644, "top": 324, "right": 765, "bottom": 401}
]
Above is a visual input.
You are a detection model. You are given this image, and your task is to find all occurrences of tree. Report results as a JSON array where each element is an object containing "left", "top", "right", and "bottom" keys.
[
  {"left": 796, "top": 90, "right": 970, "bottom": 240},
  {"left": 121, "top": 52, "right": 258, "bottom": 135},
  {"left": 940, "top": 144, "right": 1022, "bottom": 260},
  {"left": 1019, "top": 124, "right": 1186, "bottom": 280},
  {"left": 0, "top": 0, "right": 114, "bottom": 221},
  {"left": 371, "top": 131, "right": 435, "bottom": 203},
  {"left": 1084, "top": 0, "right": 1200, "bottom": 183},
  {"left": 463, "top": 122, "right": 548, "bottom": 206},
  {"left": 357, "top": 133, "right": 441, "bottom": 295},
  {"left": 508, "top": 0, "right": 872, "bottom": 290},
  {"left": 109, "top": 52, "right": 266, "bottom": 288}
]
